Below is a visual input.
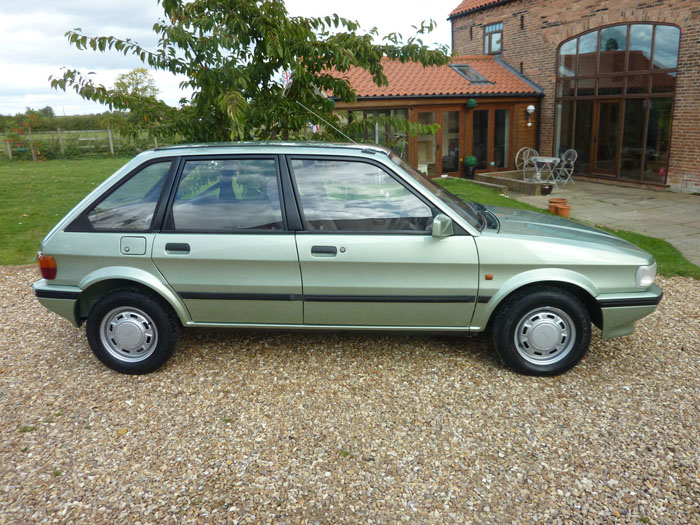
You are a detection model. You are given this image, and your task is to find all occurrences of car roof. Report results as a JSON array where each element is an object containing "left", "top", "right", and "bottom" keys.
[{"left": 152, "top": 141, "right": 391, "bottom": 157}]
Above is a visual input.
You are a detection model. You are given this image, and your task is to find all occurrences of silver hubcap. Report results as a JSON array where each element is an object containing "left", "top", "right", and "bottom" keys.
[
  {"left": 514, "top": 307, "right": 576, "bottom": 365},
  {"left": 100, "top": 307, "right": 158, "bottom": 362}
]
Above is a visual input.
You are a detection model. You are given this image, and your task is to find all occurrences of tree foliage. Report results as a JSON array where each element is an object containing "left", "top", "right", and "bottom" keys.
[
  {"left": 113, "top": 68, "right": 159, "bottom": 98},
  {"left": 50, "top": 0, "right": 449, "bottom": 142}
]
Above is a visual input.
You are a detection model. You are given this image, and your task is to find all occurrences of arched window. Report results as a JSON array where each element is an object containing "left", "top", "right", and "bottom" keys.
[{"left": 555, "top": 24, "right": 680, "bottom": 184}]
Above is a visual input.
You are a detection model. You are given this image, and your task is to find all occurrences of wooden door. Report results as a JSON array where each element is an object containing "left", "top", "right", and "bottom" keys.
[{"left": 414, "top": 107, "right": 464, "bottom": 177}]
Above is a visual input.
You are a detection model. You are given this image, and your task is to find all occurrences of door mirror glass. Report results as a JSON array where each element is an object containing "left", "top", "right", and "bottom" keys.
[{"left": 432, "top": 214, "right": 454, "bottom": 238}]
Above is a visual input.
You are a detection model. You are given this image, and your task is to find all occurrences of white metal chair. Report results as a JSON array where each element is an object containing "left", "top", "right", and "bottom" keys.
[
  {"left": 515, "top": 147, "right": 538, "bottom": 179},
  {"left": 555, "top": 149, "right": 577, "bottom": 186}
]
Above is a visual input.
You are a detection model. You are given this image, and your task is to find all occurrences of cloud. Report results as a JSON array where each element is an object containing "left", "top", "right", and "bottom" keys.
[{"left": 0, "top": 0, "right": 454, "bottom": 116}]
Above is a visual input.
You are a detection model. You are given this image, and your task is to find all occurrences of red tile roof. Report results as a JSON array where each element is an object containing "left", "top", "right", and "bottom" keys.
[
  {"left": 449, "top": 0, "right": 514, "bottom": 18},
  {"left": 334, "top": 56, "right": 539, "bottom": 98}
]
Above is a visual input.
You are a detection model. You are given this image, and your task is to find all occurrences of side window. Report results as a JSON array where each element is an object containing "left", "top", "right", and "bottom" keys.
[
  {"left": 87, "top": 161, "right": 171, "bottom": 231},
  {"left": 170, "top": 158, "right": 283, "bottom": 231},
  {"left": 291, "top": 158, "right": 433, "bottom": 232},
  {"left": 484, "top": 22, "right": 503, "bottom": 54}
]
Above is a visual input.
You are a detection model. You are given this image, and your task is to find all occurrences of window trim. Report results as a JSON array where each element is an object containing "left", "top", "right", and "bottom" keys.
[
  {"left": 161, "top": 154, "right": 289, "bottom": 234},
  {"left": 286, "top": 155, "right": 444, "bottom": 236},
  {"left": 66, "top": 157, "right": 179, "bottom": 233},
  {"left": 484, "top": 22, "right": 503, "bottom": 54}
]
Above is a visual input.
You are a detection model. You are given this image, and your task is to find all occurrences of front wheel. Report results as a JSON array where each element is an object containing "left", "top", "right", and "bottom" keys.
[
  {"left": 86, "top": 289, "right": 180, "bottom": 374},
  {"left": 492, "top": 287, "right": 591, "bottom": 376}
]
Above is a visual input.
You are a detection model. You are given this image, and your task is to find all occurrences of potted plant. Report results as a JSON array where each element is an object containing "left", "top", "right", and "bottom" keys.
[{"left": 464, "top": 155, "right": 478, "bottom": 179}]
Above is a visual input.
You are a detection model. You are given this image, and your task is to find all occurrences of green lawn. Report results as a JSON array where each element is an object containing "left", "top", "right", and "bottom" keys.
[
  {"left": 435, "top": 177, "right": 700, "bottom": 279},
  {"left": 0, "top": 158, "right": 130, "bottom": 265},
  {"left": 435, "top": 177, "right": 543, "bottom": 212},
  {"left": 1, "top": 160, "right": 697, "bottom": 279}
]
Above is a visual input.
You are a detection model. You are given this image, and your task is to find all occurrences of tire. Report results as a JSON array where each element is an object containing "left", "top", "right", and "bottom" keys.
[
  {"left": 86, "top": 289, "right": 180, "bottom": 375},
  {"left": 491, "top": 286, "right": 591, "bottom": 376}
]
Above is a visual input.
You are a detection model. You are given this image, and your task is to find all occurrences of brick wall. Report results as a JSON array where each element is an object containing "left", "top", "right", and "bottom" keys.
[{"left": 451, "top": 0, "right": 700, "bottom": 193}]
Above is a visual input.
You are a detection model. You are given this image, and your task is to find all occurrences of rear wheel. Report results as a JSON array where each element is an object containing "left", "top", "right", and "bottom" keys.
[
  {"left": 86, "top": 289, "right": 180, "bottom": 374},
  {"left": 492, "top": 287, "right": 591, "bottom": 376}
]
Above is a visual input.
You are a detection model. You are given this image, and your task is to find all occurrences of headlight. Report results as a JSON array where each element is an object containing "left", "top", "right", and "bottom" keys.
[{"left": 636, "top": 262, "right": 657, "bottom": 288}]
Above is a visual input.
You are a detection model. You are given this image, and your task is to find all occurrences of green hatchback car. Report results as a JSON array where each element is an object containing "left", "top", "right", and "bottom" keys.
[{"left": 34, "top": 143, "right": 662, "bottom": 376}]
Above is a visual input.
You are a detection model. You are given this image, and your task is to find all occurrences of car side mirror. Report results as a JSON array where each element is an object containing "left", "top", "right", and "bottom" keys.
[{"left": 431, "top": 214, "right": 454, "bottom": 238}]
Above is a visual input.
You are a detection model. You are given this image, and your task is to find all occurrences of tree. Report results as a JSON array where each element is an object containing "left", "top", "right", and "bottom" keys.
[
  {"left": 38, "top": 106, "right": 55, "bottom": 118},
  {"left": 113, "top": 68, "right": 159, "bottom": 98},
  {"left": 50, "top": 0, "right": 449, "bottom": 142}
]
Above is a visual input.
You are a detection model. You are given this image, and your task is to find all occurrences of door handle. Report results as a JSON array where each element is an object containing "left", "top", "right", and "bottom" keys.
[
  {"left": 311, "top": 245, "right": 337, "bottom": 256},
  {"left": 165, "top": 243, "right": 190, "bottom": 254}
]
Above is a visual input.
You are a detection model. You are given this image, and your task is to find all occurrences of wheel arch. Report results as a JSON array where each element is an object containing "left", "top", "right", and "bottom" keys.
[
  {"left": 76, "top": 268, "right": 190, "bottom": 327},
  {"left": 484, "top": 274, "right": 602, "bottom": 333}
]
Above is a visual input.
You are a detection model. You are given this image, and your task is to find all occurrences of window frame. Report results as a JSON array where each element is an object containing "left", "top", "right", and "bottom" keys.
[
  {"left": 285, "top": 155, "right": 443, "bottom": 236},
  {"left": 484, "top": 22, "right": 503, "bottom": 54},
  {"left": 161, "top": 154, "right": 290, "bottom": 234},
  {"left": 66, "top": 157, "right": 179, "bottom": 233}
]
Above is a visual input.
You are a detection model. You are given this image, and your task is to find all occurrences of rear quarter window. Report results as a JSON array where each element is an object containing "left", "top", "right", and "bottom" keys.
[{"left": 86, "top": 161, "right": 172, "bottom": 231}]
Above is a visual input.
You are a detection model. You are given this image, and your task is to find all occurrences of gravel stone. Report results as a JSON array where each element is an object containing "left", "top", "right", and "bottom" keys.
[{"left": 1, "top": 265, "right": 698, "bottom": 523}]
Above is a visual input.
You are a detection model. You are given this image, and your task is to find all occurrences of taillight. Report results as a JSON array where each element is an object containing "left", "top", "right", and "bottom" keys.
[{"left": 37, "top": 252, "right": 57, "bottom": 280}]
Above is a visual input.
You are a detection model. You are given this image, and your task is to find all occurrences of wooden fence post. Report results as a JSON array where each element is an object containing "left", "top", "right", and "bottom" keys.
[
  {"left": 154, "top": 137, "right": 158, "bottom": 148},
  {"left": 27, "top": 125, "right": 37, "bottom": 161},
  {"left": 5, "top": 140, "right": 12, "bottom": 160},
  {"left": 57, "top": 127, "right": 65, "bottom": 157},
  {"left": 107, "top": 127, "right": 114, "bottom": 156}
]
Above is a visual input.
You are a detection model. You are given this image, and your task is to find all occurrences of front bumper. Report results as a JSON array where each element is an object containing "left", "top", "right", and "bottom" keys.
[
  {"left": 33, "top": 280, "right": 82, "bottom": 327},
  {"left": 597, "top": 283, "right": 663, "bottom": 339}
]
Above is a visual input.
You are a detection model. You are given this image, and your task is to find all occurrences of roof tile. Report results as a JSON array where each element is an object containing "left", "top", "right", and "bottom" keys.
[
  {"left": 449, "top": 0, "right": 513, "bottom": 18},
  {"left": 335, "top": 56, "right": 538, "bottom": 98}
]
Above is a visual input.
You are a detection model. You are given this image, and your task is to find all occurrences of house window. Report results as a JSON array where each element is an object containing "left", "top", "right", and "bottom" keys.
[
  {"left": 555, "top": 23, "right": 680, "bottom": 184},
  {"left": 450, "top": 64, "right": 490, "bottom": 84},
  {"left": 484, "top": 22, "right": 503, "bottom": 54}
]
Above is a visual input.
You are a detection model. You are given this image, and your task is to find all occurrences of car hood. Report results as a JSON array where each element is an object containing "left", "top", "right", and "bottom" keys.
[{"left": 487, "top": 206, "right": 648, "bottom": 255}]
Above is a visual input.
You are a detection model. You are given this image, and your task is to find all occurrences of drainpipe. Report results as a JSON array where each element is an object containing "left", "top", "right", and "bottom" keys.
[{"left": 535, "top": 100, "right": 542, "bottom": 154}]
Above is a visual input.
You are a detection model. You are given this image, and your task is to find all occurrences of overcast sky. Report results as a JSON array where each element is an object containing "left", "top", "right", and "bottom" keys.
[{"left": 0, "top": 0, "right": 457, "bottom": 116}]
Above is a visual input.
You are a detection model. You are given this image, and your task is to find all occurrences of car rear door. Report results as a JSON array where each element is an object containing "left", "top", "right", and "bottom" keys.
[
  {"left": 152, "top": 155, "right": 303, "bottom": 324},
  {"left": 288, "top": 156, "right": 479, "bottom": 328}
]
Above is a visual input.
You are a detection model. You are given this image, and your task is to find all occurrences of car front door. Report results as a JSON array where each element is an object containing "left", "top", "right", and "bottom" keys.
[
  {"left": 289, "top": 156, "right": 479, "bottom": 328},
  {"left": 152, "top": 156, "right": 303, "bottom": 324}
]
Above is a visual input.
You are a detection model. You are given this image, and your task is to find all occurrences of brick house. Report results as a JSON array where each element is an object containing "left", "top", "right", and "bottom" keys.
[
  {"left": 450, "top": 0, "right": 700, "bottom": 193},
  {"left": 334, "top": 56, "right": 542, "bottom": 177}
]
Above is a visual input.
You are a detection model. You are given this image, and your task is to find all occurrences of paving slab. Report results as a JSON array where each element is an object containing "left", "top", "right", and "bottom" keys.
[{"left": 512, "top": 180, "right": 700, "bottom": 266}]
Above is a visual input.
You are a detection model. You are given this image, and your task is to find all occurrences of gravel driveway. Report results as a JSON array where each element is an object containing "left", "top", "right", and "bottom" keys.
[{"left": 1, "top": 265, "right": 698, "bottom": 523}]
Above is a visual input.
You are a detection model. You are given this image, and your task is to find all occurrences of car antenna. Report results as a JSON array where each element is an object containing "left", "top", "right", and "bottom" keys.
[{"left": 295, "top": 100, "right": 357, "bottom": 144}]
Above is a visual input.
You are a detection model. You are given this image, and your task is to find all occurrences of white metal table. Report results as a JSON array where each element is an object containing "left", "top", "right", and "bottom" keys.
[{"left": 527, "top": 156, "right": 561, "bottom": 185}]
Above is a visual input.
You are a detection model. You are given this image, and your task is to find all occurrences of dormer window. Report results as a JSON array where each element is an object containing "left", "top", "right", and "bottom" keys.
[{"left": 484, "top": 22, "right": 503, "bottom": 54}]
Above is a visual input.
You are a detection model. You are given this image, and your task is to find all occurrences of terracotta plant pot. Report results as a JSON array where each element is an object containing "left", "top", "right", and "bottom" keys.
[
  {"left": 556, "top": 204, "right": 571, "bottom": 218},
  {"left": 548, "top": 198, "right": 568, "bottom": 214}
]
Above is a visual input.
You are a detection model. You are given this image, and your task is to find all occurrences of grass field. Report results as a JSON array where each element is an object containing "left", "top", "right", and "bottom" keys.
[
  {"left": 0, "top": 159, "right": 697, "bottom": 278},
  {"left": 0, "top": 158, "right": 130, "bottom": 265}
]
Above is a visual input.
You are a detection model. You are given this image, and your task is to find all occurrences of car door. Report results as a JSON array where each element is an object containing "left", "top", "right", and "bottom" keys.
[
  {"left": 289, "top": 156, "right": 479, "bottom": 328},
  {"left": 152, "top": 155, "right": 303, "bottom": 324}
]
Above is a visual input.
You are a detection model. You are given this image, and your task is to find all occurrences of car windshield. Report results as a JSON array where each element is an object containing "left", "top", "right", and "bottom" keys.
[{"left": 389, "top": 153, "right": 484, "bottom": 230}]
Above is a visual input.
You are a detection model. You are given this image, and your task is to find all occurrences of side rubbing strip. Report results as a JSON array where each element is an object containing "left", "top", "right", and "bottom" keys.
[
  {"left": 598, "top": 294, "right": 662, "bottom": 308},
  {"left": 179, "top": 292, "right": 303, "bottom": 301},
  {"left": 303, "top": 295, "right": 476, "bottom": 303},
  {"left": 477, "top": 296, "right": 492, "bottom": 303},
  {"left": 178, "top": 292, "right": 476, "bottom": 303},
  {"left": 34, "top": 289, "right": 80, "bottom": 300}
]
